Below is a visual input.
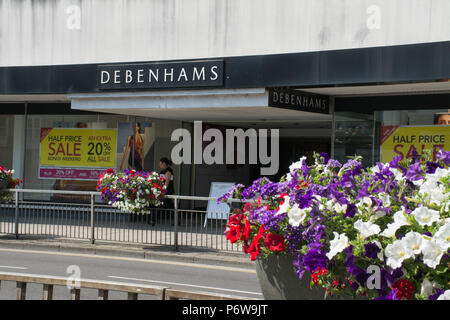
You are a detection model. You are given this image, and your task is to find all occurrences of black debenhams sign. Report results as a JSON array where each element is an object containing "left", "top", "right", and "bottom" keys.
[
  {"left": 98, "top": 60, "right": 224, "bottom": 90},
  {"left": 269, "top": 88, "right": 330, "bottom": 114}
]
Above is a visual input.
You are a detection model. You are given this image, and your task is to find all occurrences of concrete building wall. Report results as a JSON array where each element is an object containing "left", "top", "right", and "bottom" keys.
[{"left": 1, "top": 0, "right": 450, "bottom": 66}]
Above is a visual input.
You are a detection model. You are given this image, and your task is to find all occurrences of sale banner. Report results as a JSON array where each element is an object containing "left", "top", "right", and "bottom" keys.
[
  {"left": 39, "top": 128, "right": 117, "bottom": 179},
  {"left": 380, "top": 125, "right": 450, "bottom": 163}
]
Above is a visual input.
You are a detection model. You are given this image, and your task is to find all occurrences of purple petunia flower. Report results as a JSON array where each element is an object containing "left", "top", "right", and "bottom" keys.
[
  {"left": 405, "top": 162, "right": 423, "bottom": 181},
  {"left": 364, "top": 242, "right": 381, "bottom": 259},
  {"left": 436, "top": 148, "right": 450, "bottom": 166},
  {"left": 302, "top": 248, "right": 329, "bottom": 273}
]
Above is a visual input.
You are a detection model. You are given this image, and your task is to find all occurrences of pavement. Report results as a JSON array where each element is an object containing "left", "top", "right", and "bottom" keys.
[{"left": 0, "top": 234, "right": 254, "bottom": 270}]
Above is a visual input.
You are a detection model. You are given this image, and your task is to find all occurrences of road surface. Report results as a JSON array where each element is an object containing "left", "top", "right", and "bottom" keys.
[{"left": 0, "top": 248, "right": 262, "bottom": 300}]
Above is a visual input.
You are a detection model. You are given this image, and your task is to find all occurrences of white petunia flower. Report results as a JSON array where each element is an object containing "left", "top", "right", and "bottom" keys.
[
  {"left": 354, "top": 220, "right": 381, "bottom": 239},
  {"left": 378, "top": 193, "right": 391, "bottom": 208},
  {"left": 275, "top": 195, "right": 291, "bottom": 216},
  {"left": 389, "top": 167, "right": 405, "bottom": 182},
  {"left": 434, "top": 223, "right": 450, "bottom": 250},
  {"left": 334, "top": 202, "right": 347, "bottom": 214},
  {"left": 420, "top": 278, "right": 436, "bottom": 298},
  {"left": 370, "top": 210, "right": 387, "bottom": 222},
  {"left": 437, "top": 290, "right": 450, "bottom": 300},
  {"left": 401, "top": 231, "right": 423, "bottom": 255},
  {"left": 411, "top": 206, "right": 440, "bottom": 226},
  {"left": 385, "top": 240, "right": 413, "bottom": 269},
  {"left": 356, "top": 197, "right": 372, "bottom": 210},
  {"left": 380, "top": 210, "right": 410, "bottom": 238},
  {"left": 287, "top": 204, "right": 310, "bottom": 227},
  {"left": 326, "top": 232, "right": 349, "bottom": 260},
  {"left": 289, "top": 156, "right": 306, "bottom": 173},
  {"left": 421, "top": 238, "right": 445, "bottom": 269}
]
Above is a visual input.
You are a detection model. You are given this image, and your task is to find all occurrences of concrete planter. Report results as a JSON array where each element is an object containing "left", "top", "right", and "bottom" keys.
[
  {"left": 255, "top": 254, "right": 358, "bottom": 300},
  {"left": 255, "top": 254, "right": 327, "bottom": 300}
]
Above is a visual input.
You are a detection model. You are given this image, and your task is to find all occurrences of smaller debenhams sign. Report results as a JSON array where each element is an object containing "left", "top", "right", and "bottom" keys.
[
  {"left": 269, "top": 88, "right": 330, "bottom": 114},
  {"left": 98, "top": 60, "right": 224, "bottom": 90}
]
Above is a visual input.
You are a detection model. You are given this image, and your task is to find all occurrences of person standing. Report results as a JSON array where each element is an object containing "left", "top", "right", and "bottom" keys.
[
  {"left": 159, "top": 157, "right": 175, "bottom": 206},
  {"left": 150, "top": 157, "right": 175, "bottom": 226}
]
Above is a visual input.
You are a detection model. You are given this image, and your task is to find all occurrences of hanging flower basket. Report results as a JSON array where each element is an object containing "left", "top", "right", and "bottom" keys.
[
  {"left": 221, "top": 150, "right": 450, "bottom": 300},
  {"left": 97, "top": 168, "right": 166, "bottom": 214},
  {"left": 0, "top": 165, "right": 22, "bottom": 201}
]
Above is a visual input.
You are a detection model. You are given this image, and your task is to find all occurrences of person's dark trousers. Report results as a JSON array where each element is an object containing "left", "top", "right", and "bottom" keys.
[{"left": 147, "top": 205, "right": 158, "bottom": 226}]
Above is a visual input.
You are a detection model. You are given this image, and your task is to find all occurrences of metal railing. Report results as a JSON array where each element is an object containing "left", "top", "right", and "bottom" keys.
[
  {"left": 0, "top": 189, "right": 243, "bottom": 253},
  {"left": 0, "top": 272, "right": 256, "bottom": 300}
]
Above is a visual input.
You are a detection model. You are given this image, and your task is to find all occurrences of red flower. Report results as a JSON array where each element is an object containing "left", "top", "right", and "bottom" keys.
[
  {"left": 225, "top": 225, "right": 241, "bottom": 243},
  {"left": 243, "top": 202, "right": 253, "bottom": 213},
  {"left": 311, "top": 267, "right": 328, "bottom": 286},
  {"left": 263, "top": 233, "right": 286, "bottom": 252},
  {"left": 240, "top": 219, "right": 251, "bottom": 241},
  {"left": 228, "top": 213, "right": 244, "bottom": 227},
  {"left": 392, "top": 279, "right": 416, "bottom": 300},
  {"left": 247, "top": 238, "right": 260, "bottom": 261},
  {"left": 106, "top": 168, "right": 114, "bottom": 174}
]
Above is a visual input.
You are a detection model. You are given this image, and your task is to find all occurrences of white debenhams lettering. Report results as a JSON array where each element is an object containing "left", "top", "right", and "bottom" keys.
[
  {"left": 193, "top": 67, "right": 205, "bottom": 81},
  {"left": 114, "top": 70, "right": 121, "bottom": 84},
  {"left": 101, "top": 64, "right": 221, "bottom": 86},
  {"left": 149, "top": 69, "right": 159, "bottom": 82},
  {"left": 210, "top": 66, "right": 219, "bottom": 81},
  {"left": 100, "top": 71, "right": 110, "bottom": 84},
  {"left": 125, "top": 70, "right": 133, "bottom": 83},
  {"left": 177, "top": 68, "right": 188, "bottom": 82},
  {"left": 164, "top": 68, "right": 174, "bottom": 82},
  {"left": 137, "top": 69, "right": 144, "bottom": 83},
  {"left": 171, "top": 121, "right": 279, "bottom": 175}
]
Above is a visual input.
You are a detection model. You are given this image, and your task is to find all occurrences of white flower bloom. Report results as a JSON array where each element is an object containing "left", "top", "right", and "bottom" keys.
[
  {"left": 434, "top": 223, "right": 450, "bottom": 250},
  {"left": 385, "top": 240, "right": 413, "bottom": 269},
  {"left": 380, "top": 210, "right": 410, "bottom": 238},
  {"left": 354, "top": 220, "right": 381, "bottom": 239},
  {"left": 289, "top": 156, "right": 306, "bottom": 173},
  {"left": 334, "top": 202, "right": 347, "bottom": 214},
  {"left": 326, "top": 232, "right": 349, "bottom": 260},
  {"left": 276, "top": 196, "right": 291, "bottom": 216},
  {"left": 287, "top": 204, "right": 310, "bottom": 227},
  {"left": 371, "top": 165, "right": 380, "bottom": 174},
  {"left": 402, "top": 231, "right": 423, "bottom": 255},
  {"left": 356, "top": 197, "right": 373, "bottom": 210},
  {"left": 437, "top": 290, "right": 450, "bottom": 300},
  {"left": 378, "top": 193, "right": 391, "bottom": 208},
  {"left": 421, "top": 238, "right": 445, "bottom": 269},
  {"left": 411, "top": 206, "right": 440, "bottom": 226},
  {"left": 420, "top": 278, "right": 435, "bottom": 298},
  {"left": 420, "top": 180, "right": 447, "bottom": 204},
  {"left": 370, "top": 210, "right": 386, "bottom": 222},
  {"left": 389, "top": 168, "right": 405, "bottom": 182}
]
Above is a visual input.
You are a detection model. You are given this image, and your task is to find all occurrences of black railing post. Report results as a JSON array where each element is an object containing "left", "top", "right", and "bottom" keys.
[
  {"left": 14, "top": 190, "right": 19, "bottom": 240},
  {"left": 173, "top": 197, "right": 179, "bottom": 252},
  {"left": 90, "top": 193, "right": 95, "bottom": 244}
]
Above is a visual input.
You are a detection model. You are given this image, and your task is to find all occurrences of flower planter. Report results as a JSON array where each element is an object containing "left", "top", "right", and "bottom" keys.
[
  {"left": 255, "top": 254, "right": 327, "bottom": 300},
  {"left": 222, "top": 151, "right": 450, "bottom": 300}
]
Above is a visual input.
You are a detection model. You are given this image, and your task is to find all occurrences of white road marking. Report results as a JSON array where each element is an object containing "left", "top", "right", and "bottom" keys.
[
  {"left": 0, "top": 248, "right": 255, "bottom": 273},
  {"left": 108, "top": 275, "right": 263, "bottom": 296},
  {"left": 0, "top": 265, "right": 28, "bottom": 270}
]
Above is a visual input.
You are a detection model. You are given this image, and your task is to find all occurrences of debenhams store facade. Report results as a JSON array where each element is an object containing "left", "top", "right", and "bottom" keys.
[{"left": 1, "top": 0, "right": 450, "bottom": 202}]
